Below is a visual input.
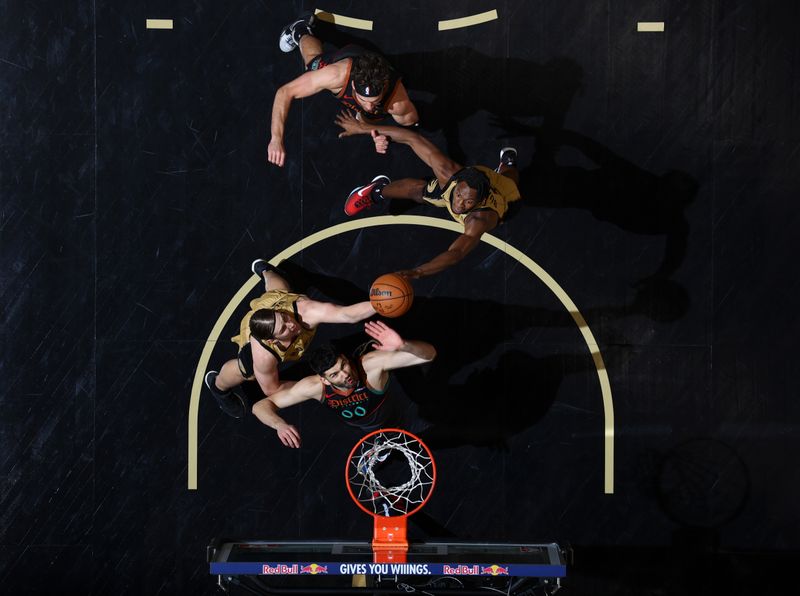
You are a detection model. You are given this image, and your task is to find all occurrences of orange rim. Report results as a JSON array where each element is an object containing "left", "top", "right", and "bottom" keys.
[{"left": 345, "top": 427, "right": 436, "bottom": 520}]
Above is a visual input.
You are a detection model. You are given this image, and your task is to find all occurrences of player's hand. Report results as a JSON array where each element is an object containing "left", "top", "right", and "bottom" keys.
[
  {"left": 365, "top": 320, "right": 404, "bottom": 351},
  {"left": 371, "top": 130, "right": 389, "bottom": 154},
  {"left": 336, "top": 110, "right": 366, "bottom": 137},
  {"left": 396, "top": 268, "right": 423, "bottom": 280},
  {"left": 276, "top": 423, "right": 301, "bottom": 448},
  {"left": 267, "top": 137, "right": 286, "bottom": 167}
]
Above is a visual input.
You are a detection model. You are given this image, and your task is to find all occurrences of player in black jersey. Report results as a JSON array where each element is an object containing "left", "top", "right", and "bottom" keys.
[
  {"left": 268, "top": 13, "right": 418, "bottom": 167},
  {"left": 252, "top": 321, "right": 435, "bottom": 448}
]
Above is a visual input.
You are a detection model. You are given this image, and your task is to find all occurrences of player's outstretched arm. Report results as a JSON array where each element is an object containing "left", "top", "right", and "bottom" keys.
[
  {"left": 335, "top": 111, "right": 459, "bottom": 184},
  {"left": 301, "top": 299, "right": 376, "bottom": 326},
  {"left": 363, "top": 321, "right": 436, "bottom": 370},
  {"left": 398, "top": 211, "right": 498, "bottom": 279},
  {"left": 251, "top": 375, "right": 322, "bottom": 448},
  {"left": 269, "top": 68, "right": 342, "bottom": 167}
]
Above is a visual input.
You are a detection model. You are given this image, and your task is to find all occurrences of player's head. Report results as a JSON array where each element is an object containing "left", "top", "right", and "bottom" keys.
[
  {"left": 309, "top": 344, "right": 358, "bottom": 390},
  {"left": 450, "top": 167, "right": 490, "bottom": 214},
  {"left": 250, "top": 309, "right": 300, "bottom": 345},
  {"left": 351, "top": 52, "right": 392, "bottom": 112}
]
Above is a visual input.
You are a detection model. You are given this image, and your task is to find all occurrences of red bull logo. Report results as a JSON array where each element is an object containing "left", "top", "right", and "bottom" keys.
[
  {"left": 262, "top": 564, "right": 298, "bottom": 575},
  {"left": 481, "top": 564, "right": 509, "bottom": 576},
  {"left": 442, "top": 564, "right": 479, "bottom": 575},
  {"left": 300, "top": 563, "right": 329, "bottom": 575}
]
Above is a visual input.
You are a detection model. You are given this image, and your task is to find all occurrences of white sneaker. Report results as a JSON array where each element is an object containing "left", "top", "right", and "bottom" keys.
[
  {"left": 495, "top": 147, "right": 518, "bottom": 172},
  {"left": 278, "top": 15, "right": 315, "bottom": 53}
]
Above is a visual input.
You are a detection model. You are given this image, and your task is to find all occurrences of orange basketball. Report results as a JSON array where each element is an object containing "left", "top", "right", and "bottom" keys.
[{"left": 369, "top": 273, "right": 414, "bottom": 318}]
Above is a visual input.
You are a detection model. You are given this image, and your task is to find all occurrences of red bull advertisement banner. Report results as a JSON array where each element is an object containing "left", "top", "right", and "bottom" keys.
[{"left": 210, "top": 561, "right": 566, "bottom": 577}]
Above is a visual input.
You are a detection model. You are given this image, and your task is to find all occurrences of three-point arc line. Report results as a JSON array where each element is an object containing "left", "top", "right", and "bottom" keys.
[{"left": 187, "top": 215, "right": 615, "bottom": 494}]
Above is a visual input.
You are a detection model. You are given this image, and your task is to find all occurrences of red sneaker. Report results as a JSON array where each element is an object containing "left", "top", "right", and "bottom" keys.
[{"left": 344, "top": 175, "right": 390, "bottom": 216}]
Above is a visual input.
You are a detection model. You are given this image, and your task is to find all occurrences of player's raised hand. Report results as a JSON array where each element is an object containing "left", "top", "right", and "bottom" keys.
[
  {"left": 365, "top": 320, "right": 404, "bottom": 351},
  {"left": 335, "top": 110, "right": 365, "bottom": 137},
  {"left": 370, "top": 129, "right": 389, "bottom": 154}
]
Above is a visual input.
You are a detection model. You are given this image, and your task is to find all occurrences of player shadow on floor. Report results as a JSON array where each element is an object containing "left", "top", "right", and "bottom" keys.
[
  {"left": 389, "top": 286, "right": 691, "bottom": 448},
  {"left": 309, "top": 20, "right": 583, "bottom": 163},
  {"left": 411, "top": 350, "right": 591, "bottom": 450},
  {"left": 383, "top": 297, "right": 622, "bottom": 450},
  {"left": 391, "top": 49, "right": 584, "bottom": 164},
  {"left": 493, "top": 119, "right": 700, "bottom": 283},
  {"left": 268, "top": 259, "right": 367, "bottom": 306}
]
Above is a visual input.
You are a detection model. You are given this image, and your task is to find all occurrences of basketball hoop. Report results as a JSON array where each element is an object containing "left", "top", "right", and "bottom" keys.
[{"left": 345, "top": 428, "right": 436, "bottom": 563}]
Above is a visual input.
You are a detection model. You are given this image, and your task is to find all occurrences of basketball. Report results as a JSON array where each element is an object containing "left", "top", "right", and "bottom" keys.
[{"left": 369, "top": 273, "right": 414, "bottom": 318}]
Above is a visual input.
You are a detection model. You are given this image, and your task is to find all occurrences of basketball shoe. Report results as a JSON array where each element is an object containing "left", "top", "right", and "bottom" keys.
[
  {"left": 251, "top": 258, "right": 292, "bottom": 289},
  {"left": 495, "top": 147, "right": 518, "bottom": 172},
  {"left": 344, "top": 175, "right": 390, "bottom": 216},
  {"left": 278, "top": 13, "right": 315, "bottom": 53},
  {"left": 205, "top": 371, "right": 247, "bottom": 419}
]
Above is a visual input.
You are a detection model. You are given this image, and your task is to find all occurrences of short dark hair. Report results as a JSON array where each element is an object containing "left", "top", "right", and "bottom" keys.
[
  {"left": 249, "top": 309, "right": 276, "bottom": 342},
  {"left": 351, "top": 52, "right": 392, "bottom": 96},
  {"left": 451, "top": 167, "right": 490, "bottom": 201},
  {"left": 309, "top": 344, "right": 340, "bottom": 376}
]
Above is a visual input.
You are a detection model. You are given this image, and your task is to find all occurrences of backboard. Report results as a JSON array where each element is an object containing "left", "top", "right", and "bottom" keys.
[{"left": 208, "top": 539, "right": 567, "bottom": 594}]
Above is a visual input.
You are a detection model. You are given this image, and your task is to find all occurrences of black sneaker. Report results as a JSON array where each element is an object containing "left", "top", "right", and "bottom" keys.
[
  {"left": 495, "top": 147, "right": 518, "bottom": 172},
  {"left": 278, "top": 14, "right": 315, "bottom": 53},
  {"left": 205, "top": 370, "right": 246, "bottom": 419},
  {"left": 251, "top": 259, "right": 272, "bottom": 279},
  {"left": 251, "top": 258, "right": 292, "bottom": 287}
]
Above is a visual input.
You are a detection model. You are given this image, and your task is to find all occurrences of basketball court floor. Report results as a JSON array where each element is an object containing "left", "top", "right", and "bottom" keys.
[{"left": 2, "top": 1, "right": 799, "bottom": 594}]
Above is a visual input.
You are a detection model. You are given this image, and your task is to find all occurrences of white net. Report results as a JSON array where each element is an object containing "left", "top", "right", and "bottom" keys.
[{"left": 347, "top": 430, "right": 435, "bottom": 517}]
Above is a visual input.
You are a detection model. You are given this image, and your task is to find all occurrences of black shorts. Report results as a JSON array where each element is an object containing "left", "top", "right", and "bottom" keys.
[
  {"left": 237, "top": 343, "right": 255, "bottom": 378},
  {"left": 421, "top": 176, "right": 445, "bottom": 202},
  {"left": 237, "top": 343, "right": 306, "bottom": 380},
  {"left": 305, "top": 44, "right": 367, "bottom": 72},
  {"left": 305, "top": 54, "right": 329, "bottom": 71}
]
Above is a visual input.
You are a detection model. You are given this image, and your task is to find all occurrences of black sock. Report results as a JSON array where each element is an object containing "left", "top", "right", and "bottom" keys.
[
  {"left": 208, "top": 374, "right": 231, "bottom": 398},
  {"left": 293, "top": 23, "right": 313, "bottom": 43}
]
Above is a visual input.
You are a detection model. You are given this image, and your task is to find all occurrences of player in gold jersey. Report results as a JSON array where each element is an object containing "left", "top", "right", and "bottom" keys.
[
  {"left": 337, "top": 112, "right": 520, "bottom": 279},
  {"left": 204, "top": 260, "right": 375, "bottom": 419}
]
